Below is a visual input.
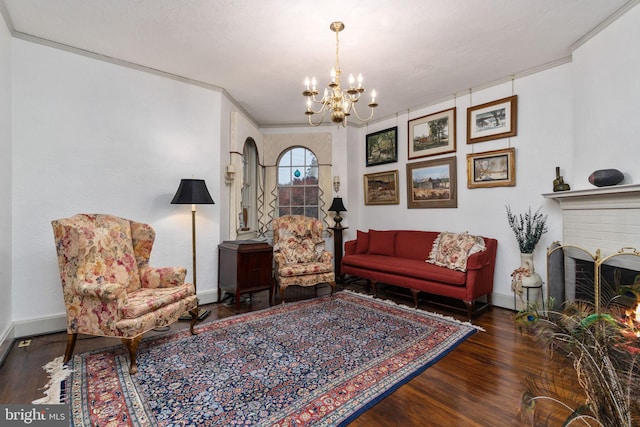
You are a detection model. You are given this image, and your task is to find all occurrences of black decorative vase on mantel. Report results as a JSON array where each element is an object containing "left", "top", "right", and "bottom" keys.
[{"left": 588, "top": 169, "right": 624, "bottom": 187}]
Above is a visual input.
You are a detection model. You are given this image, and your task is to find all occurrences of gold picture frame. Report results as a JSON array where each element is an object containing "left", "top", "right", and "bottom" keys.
[
  {"left": 466, "top": 148, "right": 516, "bottom": 188},
  {"left": 364, "top": 170, "right": 400, "bottom": 205},
  {"left": 467, "top": 95, "right": 517, "bottom": 143},
  {"left": 408, "top": 108, "right": 457, "bottom": 159},
  {"left": 406, "top": 157, "right": 457, "bottom": 208}
]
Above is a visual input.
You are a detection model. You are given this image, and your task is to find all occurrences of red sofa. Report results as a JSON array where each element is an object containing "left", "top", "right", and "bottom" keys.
[{"left": 341, "top": 229, "right": 498, "bottom": 319}]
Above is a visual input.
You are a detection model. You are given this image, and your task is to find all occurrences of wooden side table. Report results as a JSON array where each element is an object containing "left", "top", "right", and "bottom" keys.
[
  {"left": 329, "top": 226, "right": 348, "bottom": 283},
  {"left": 218, "top": 240, "right": 273, "bottom": 309}
]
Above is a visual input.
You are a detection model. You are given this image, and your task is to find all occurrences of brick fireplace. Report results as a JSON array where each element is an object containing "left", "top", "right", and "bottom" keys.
[{"left": 544, "top": 184, "right": 640, "bottom": 304}]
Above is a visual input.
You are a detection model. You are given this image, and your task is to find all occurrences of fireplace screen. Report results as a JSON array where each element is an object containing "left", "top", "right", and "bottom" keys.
[{"left": 547, "top": 243, "right": 640, "bottom": 312}]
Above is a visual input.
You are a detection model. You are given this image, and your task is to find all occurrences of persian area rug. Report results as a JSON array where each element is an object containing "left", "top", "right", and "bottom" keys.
[{"left": 66, "top": 291, "right": 479, "bottom": 426}]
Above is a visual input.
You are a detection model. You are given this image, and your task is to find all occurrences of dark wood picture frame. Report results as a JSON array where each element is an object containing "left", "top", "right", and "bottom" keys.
[
  {"left": 408, "top": 108, "right": 456, "bottom": 159},
  {"left": 364, "top": 170, "right": 400, "bottom": 205},
  {"left": 406, "top": 156, "right": 457, "bottom": 208},
  {"left": 467, "top": 95, "right": 517, "bottom": 144},
  {"left": 366, "top": 127, "right": 398, "bottom": 167},
  {"left": 466, "top": 147, "right": 516, "bottom": 188}
]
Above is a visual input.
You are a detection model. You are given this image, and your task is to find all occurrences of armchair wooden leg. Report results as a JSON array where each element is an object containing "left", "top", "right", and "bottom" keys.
[
  {"left": 189, "top": 307, "right": 199, "bottom": 335},
  {"left": 280, "top": 287, "right": 286, "bottom": 304},
  {"left": 121, "top": 335, "right": 143, "bottom": 375},
  {"left": 63, "top": 333, "right": 78, "bottom": 363},
  {"left": 328, "top": 281, "right": 336, "bottom": 296}
]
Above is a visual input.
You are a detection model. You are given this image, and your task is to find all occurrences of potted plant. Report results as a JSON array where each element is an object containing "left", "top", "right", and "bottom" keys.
[{"left": 506, "top": 206, "right": 548, "bottom": 310}]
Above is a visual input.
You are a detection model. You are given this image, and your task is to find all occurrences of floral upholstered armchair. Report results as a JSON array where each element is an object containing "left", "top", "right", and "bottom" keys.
[
  {"left": 51, "top": 214, "right": 199, "bottom": 374},
  {"left": 272, "top": 215, "right": 336, "bottom": 302}
]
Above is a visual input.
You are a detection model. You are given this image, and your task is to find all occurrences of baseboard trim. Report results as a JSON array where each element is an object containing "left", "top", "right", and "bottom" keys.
[
  {"left": 198, "top": 289, "right": 219, "bottom": 306},
  {"left": 492, "top": 292, "right": 517, "bottom": 311},
  {"left": 0, "top": 323, "right": 15, "bottom": 366},
  {"left": 13, "top": 313, "right": 67, "bottom": 339}
]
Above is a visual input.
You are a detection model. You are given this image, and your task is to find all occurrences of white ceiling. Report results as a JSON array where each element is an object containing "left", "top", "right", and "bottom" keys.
[{"left": 1, "top": 0, "right": 636, "bottom": 127}]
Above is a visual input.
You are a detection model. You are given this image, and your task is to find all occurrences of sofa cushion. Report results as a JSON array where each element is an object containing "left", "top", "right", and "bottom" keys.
[
  {"left": 394, "top": 230, "right": 437, "bottom": 260},
  {"left": 427, "top": 232, "right": 486, "bottom": 272},
  {"left": 342, "top": 254, "right": 466, "bottom": 285},
  {"left": 368, "top": 230, "right": 396, "bottom": 256},
  {"left": 355, "top": 230, "right": 369, "bottom": 254}
]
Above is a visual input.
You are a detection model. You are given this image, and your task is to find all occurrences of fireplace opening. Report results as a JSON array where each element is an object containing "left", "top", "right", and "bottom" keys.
[
  {"left": 547, "top": 244, "right": 640, "bottom": 310},
  {"left": 574, "top": 259, "right": 640, "bottom": 308}
]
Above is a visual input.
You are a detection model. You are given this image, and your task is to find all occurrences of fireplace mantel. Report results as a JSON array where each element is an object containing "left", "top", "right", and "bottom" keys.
[
  {"left": 543, "top": 183, "right": 640, "bottom": 257},
  {"left": 542, "top": 183, "right": 640, "bottom": 210}
]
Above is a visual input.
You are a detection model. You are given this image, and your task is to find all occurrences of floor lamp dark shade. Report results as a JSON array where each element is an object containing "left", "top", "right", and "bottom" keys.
[
  {"left": 171, "top": 178, "right": 215, "bottom": 320},
  {"left": 171, "top": 179, "right": 215, "bottom": 205}
]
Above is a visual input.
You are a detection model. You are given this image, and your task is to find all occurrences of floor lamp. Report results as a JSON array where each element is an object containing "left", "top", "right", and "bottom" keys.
[{"left": 171, "top": 178, "right": 215, "bottom": 320}]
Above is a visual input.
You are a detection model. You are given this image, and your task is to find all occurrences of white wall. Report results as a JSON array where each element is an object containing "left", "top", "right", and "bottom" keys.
[
  {"left": 0, "top": 10, "right": 13, "bottom": 354},
  {"left": 11, "top": 39, "right": 223, "bottom": 334},
  {"left": 572, "top": 4, "right": 640, "bottom": 187},
  {"left": 349, "top": 64, "right": 572, "bottom": 308}
]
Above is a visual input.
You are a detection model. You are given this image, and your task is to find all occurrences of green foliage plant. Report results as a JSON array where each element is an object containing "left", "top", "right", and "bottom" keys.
[{"left": 506, "top": 206, "right": 548, "bottom": 254}]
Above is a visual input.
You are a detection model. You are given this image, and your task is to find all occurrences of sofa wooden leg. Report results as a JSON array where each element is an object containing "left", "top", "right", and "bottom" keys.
[
  {"left": 122, "top": 335, "right": 143, "bottom": 375},
  {"left": 410, "top": 289, "right": 420, "bottom": 308},
  {"left": 371, "top": 281, "right": 378, "bottom": 298},
  {"left": 63, "top": 333, "right": 77, "bottom": 363},
  {"left": 189, "top": 307, "right": 199, "bottom": 335},
  {"left": 464, "top": 300, "right": 474, "bottom": 321}
]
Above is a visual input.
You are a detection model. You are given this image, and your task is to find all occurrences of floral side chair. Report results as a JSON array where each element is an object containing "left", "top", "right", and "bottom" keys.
[
  {"left": 51, "top": 213, "right": 199, "bottom": 374},
  {"left": 272, "top": 215, "right": 335, "bottom": 302}
]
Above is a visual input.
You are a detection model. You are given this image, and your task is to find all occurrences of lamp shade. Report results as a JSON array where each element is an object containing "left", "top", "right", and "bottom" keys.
[
  {"left": 328, "top": 197, "right": 347, "bottom": 213},
  {"left": 171, "top": 179, "right": 215, "bottom": 205}
]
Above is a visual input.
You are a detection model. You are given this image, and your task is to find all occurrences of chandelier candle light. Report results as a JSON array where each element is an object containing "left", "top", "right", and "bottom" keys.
[{"left": 303, "top": 22, "right": 378, "bottom": 127}]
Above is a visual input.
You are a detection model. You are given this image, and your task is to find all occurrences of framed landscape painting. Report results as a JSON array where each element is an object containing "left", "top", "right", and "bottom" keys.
[
  {"left": 467, "top": 95, "right": 517, "bottom": 143},
  {"left": 364, "top": 170, "right": 400, "bottom": 205},
  {"left": 366, "top": 127, "right": 398, "bottom": 166},
  {"left": 466, "top": 147, "right": 516, "bottom": 188},
  {"left": 408, "top": 108, "right": 456, "bottom": 159},
  {"left": 406, "top": 157, "right": 457, "bottom": 208}
]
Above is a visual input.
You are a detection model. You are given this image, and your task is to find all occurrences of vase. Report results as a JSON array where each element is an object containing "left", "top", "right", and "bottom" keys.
[{"left": 511, "top": 253, "right": 543, "bottom": 311}]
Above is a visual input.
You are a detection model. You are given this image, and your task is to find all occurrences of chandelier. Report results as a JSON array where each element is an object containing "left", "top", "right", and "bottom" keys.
[{"left": 303, "top": 22, "right": 378, "bottom": 127}]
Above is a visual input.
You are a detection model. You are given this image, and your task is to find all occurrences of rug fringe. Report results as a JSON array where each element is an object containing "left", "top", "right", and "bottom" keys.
[
  {"left": 32, "top": 356, "right": 73, "bottom": 404},
  {"left": 341, "top": 289, "right": 485, "bottom": 331}
]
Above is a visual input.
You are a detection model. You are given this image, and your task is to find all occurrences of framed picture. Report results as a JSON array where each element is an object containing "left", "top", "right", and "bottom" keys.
[
  {"left": 364, "top": 170, "right": 400, "bottom": 205},
  {"left": 466, "top": 148, "right": 516, "bottom": 188},
  {"left": 406, "top": 157, "right": 457, "bottom": 208},
  {"left": 467, "top": 95, "right": 517, "bottom": 143},
  {"left": 408, "top": 108, "right": 456, "bottom": 159},
  {"left": 366, "top": 127, "right": 398, "bottom": 167}
]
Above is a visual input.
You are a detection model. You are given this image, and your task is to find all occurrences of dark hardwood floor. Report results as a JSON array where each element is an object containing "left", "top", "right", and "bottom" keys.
[{"left": 0, "top": 281, "right": 580, "bottom": 426}]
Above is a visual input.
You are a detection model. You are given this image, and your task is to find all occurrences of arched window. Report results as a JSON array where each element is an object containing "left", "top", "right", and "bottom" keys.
[{"left": 277, "top": 147, "right": 319, "bottom": 218}]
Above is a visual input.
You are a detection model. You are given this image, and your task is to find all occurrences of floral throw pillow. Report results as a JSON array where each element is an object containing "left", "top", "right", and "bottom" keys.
[{"left": 427, "top": 232, "right": 486, "bottom": 272}]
